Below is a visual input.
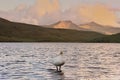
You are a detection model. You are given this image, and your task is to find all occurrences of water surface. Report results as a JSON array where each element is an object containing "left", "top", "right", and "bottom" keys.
[{"left": 0, "top": 43, "right": 120, "bottom": 80}]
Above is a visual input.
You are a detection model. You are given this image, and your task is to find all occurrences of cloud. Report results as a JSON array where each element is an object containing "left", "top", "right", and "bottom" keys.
[
  {"left": 79, "top": 4, "right": 119, "bottom": 27},
  {"left": 29, "top": 0, "right": 59, "bottom": 17},
  {"left": 27, "top": 0, "right": 60, "bottom": 25},
  {"left": 0, "top": 0, "right": 60, "bottom": 25},
  {"left": 15, "top": 4, "right": 27, "bottom": 11},
  {"left": 111, "top": 8, "right": 120, "bottom": 12},
  {"left": 0, "top": 1, "right": 119, "bottom": 27}
]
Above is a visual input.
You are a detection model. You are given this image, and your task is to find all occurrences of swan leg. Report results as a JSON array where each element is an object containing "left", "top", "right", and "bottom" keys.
[
  {"left": 58, "top": 66, "right": 61, "bottom": 72},
  {"left": 56, "top": 66, "right": 58, "bottom": 71}
]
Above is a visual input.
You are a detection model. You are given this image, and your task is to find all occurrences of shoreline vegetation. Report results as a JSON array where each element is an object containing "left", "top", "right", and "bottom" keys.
[{"left": 0, "top": 18, "right": 120, "bottom": 43}]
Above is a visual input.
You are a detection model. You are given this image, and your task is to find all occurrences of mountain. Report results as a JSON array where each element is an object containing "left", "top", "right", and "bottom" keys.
[
  {"left": 79, "top": 22, "right": 120, "bottom": 35},
  {"left": 0, "top": 17, "right": 104, "bottom": 42},
  {"left": 46, "top": 21, "right": 120, "bottom": 35},
  {"left": 46, "top": 20, "right": 87, "bottom": 31}
]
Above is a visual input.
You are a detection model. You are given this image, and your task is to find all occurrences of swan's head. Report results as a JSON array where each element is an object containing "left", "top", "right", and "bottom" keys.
[{"left": 60, "top": 51, "right": 63, "bottom": 55}]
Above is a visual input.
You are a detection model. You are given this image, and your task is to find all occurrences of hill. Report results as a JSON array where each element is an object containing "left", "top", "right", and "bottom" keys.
[
  {"left": 0, "top": 18, "right": 105, "bottom": 42},
  {"left": 91, "top": 33, "right": 120, "bottom": 43},
  {"left": 46, "top": 20, "right": 120, "bottom": 35},
  {"left": 79, "top": 22, "right": 120, "bottom": 35},
  {"left": 45, "top": 20, "right": 87, "bottom": 31}
]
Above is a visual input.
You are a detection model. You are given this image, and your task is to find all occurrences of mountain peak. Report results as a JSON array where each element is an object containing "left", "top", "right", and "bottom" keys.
[
  {"left": 47, "top": 20, "right": 87, "bottom": 31},
  {"left": 85, "top": 21, "right": 101, "bottom": 26},
  {"left": 56, "top": 20, "right": 74, "bottom": 25},
  {"left": 49, "top": 20, "right": 78, "bottom": 29},
  {"left": 60, "top": 20, "right": 72, "bottom": 23},
  {"left": 79, "top": 21, "right": 120, "bottom": 35}
]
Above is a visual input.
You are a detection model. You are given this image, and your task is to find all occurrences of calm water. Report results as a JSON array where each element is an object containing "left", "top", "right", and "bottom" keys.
[{"left": 0, "top": 43, "right": 120, "bottom": 80}]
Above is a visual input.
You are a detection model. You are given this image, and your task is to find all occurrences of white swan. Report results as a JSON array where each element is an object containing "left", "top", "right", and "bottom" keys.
[{"left": 51, "top": 51, "right": 65, "bottom": 72}]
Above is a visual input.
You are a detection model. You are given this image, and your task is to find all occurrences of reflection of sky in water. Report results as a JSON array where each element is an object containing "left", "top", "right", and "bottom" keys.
[{"left": 0, "top": 43, "right": 120, "bottom": 80}]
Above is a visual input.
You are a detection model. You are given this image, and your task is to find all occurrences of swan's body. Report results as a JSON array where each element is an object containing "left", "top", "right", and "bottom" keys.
[{"left": 51, "top": 52, "right": 65, "bottom": 71}]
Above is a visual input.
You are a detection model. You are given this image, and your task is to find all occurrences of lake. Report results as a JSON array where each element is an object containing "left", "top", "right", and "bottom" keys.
[{"left": 0, "top": 43, "right": 120, "bottom": 80}]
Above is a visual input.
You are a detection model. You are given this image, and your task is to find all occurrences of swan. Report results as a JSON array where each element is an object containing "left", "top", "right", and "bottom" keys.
[{"left": 51, "top": 51, "right": 65, "bottom": 72}]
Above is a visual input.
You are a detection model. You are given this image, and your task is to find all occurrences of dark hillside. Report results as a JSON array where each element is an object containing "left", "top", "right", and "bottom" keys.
[{"left": 0, "top": 18, "right": 105, "bottom": 42}]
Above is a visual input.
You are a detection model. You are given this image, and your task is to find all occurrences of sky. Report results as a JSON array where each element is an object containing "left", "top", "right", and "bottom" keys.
[{"left": 0, "top": 0, "right": 120, "bottom": 27}]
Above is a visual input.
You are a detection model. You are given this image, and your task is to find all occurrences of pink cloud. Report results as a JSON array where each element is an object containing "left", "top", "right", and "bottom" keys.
[
  {"left": 79, "top": 4, "right": 120, "bottom": 27},
  {"left": 0, "top": 0, "right": 60, "bottom": 25},
  {"left": 0, "top": 1, "right": 119, "bottom": 27}
]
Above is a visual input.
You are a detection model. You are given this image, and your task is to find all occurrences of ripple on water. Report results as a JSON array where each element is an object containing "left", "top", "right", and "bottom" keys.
[{"left": 0, "top": 43, "right": 120, "bottom": 80}]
